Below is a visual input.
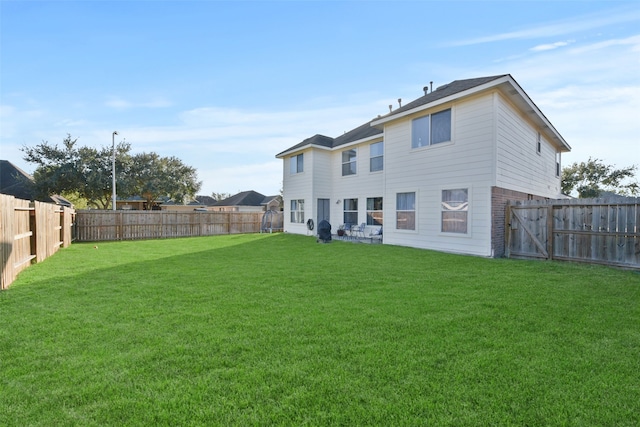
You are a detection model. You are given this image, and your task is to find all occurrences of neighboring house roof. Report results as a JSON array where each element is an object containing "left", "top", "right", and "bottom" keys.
[
  {"left": 119, "top": 195, "right": 170, "bottom": 203},
  {"left": 161, "top": 199, "right": 205, "bottom": 207},
  {"left": 0, "top": 160, "right": 72, "bottom": 207},
  {"left": 261, "top": 195, "right": 282, "bottom": 206},
  {"left": 276, "top": 74, "right": 570, "bottom": 158},
  {"left": 214, "top": 190, "right": 267, "bottom": 207},
  {"left": 195, "top": 195, "right": 218, "bottom": 206},
  {"left": 0, "top": 160, "right": 35, "bottom": 200}
]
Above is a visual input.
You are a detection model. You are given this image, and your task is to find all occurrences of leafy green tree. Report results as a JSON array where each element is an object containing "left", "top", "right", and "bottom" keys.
[
  {"left": 128, "top": 153, "right": 201, "bottom": 209},
  {"left": 211, "top": 192, "right": 232, "bottom": 201},
  {"left": 22, "top": 134, "right": 131, "bottom": 209},
  {"left": 561, "top": 157, "right": 638, "bottom": 198},
  {"left": 23, "top": 134, "right": 201, "bottom": 210}
]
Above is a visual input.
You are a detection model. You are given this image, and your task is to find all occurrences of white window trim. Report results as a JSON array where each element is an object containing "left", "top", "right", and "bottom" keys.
[
  {"left": 366, "top": 196, "right": 383, "bottom": 226},
  {"left": 341, "top": 148, "right": 357, "bottom": 177},
  {"left": 395, "top": 190, "right": 418, "bottom": 233},
  {"left": 290, "top": 153, "right": 303, "bottom": 175},
  {"left": 411, "top": 108, "right": 453, "bottom": 150},
  {"left": 290, "top": 199, "right": 305, "bottom": 224},
  {"left": 343, "top": 198, "right": 358, "bottom": 225},
  {"left": 438, "top": 185, "right": 472, "bottom": 238},
  {"left": 369, "top": 141, "right": 384, "bottom": 173}
]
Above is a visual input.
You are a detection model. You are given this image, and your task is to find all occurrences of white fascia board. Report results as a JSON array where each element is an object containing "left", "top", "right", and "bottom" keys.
[
  {"left": 275, "top": 144, "right": 332, "bottom": 159},
  {"left": 507, "top": 77, "right": 571, "bottom": 152}
]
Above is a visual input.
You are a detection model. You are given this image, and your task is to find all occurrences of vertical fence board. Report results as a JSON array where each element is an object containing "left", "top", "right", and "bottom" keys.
[
  {"left": 506, "top": 198, "right": 639, "bottom": 269},
  {"left": 1, "top": 195, "right": 75, "bottom": 290},
  {"left": 74, "top": 210, "right": 282, "bottom": 242}
]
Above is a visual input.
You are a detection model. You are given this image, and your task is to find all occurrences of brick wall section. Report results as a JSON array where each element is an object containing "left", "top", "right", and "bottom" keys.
[{"left": 491, "top": 187, "right": 547, "bottom": 258}]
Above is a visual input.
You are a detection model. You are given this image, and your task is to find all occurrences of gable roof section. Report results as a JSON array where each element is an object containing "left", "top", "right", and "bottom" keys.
[
  {"left": 276, "top": 134, "right": 333, "bottom": 157},
  {"left": 275, "top": 121, "right": 383, "bottom": 158},
  {"left": 0, "top": 160, "right": 73, "bottom": 206},
  {"left": 386, "top": 75, "right": 507, "bottom": 117},
  {"left": 372, "top": 74, "right": 570, "bottom": 152},
  {"left": 333, "top": 119, "right": 383, "bottom": 148},
  {"left": 276, "top": 74, "right": 570, "bottom": 157},
  {"left": 261, "top": 195, "right": 281, "bottom": 205},
  {"left": 214, "top": 190, "right": 266, "bottom": 207},
  {"left": 195, "top": 195, "right": 218, "bottom": 206},
  {"left": 0, "top": 160, "right": 35, "bottom": 200}
]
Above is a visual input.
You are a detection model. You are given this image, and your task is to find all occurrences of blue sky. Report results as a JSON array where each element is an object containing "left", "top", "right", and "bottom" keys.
[{"left": 1, "top": 1, "right": 639, "bottom": 197}]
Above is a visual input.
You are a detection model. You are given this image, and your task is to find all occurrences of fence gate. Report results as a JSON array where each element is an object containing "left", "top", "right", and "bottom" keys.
[{"left": 506, "top": 198, "right": 640, "bottom": 269}]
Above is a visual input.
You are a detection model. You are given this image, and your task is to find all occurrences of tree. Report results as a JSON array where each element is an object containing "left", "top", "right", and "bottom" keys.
[
  {"left": 561, "top": 157, "right": 638, "bottom": 198},
  {"left": 128, "top": 152, "right": 201, "bottom": 209},
  {"left": 22, "top": 135, "right": 201, "bottom": 210},
  {"left": 22, "top": 134, "right": 131, "bottom": 209},
  {"left": 211, "top": 192, "right": 232, "bottom": 201}
]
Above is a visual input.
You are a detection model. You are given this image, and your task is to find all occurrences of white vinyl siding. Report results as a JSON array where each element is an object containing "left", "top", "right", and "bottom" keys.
[
  {"left": 495, "top": 94, "right": 562, "bottom": 197},
  {"left": 383, "top": 97, "right": 493, "bottom": 256}
]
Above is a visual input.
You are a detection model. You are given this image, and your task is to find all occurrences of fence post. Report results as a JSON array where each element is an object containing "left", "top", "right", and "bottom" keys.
[
  {"left": 546, "top": 205, "right": 554, "bottom": 260},
  {"left": 504, "top": 202, "right": 512, "bottom": 258}
]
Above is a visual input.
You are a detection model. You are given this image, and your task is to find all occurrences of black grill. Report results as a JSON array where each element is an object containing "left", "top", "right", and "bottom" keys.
[{"left": 317, "top": 220, "right": 332, "bottom": 243}]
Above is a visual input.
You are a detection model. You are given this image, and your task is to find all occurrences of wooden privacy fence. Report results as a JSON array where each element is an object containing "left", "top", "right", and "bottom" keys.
[
  {"left": 506, "top": 198, "right": 640, "bottom": 269},
  {"left": 1, "top": 194, "right": 75, "bottom": 290},
  {"left": 75, "top": 210, "right": 282, "bottom": 242}
]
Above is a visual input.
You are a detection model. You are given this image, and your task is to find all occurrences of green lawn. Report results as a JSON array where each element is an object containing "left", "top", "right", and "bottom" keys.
[{"left": 1, "top": 233, "right": 639, "bottom": 426}]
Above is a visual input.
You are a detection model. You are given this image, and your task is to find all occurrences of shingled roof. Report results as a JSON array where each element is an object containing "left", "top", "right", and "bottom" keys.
[
  {"left": 214, "top": 190, "right": 267, "bottom": 207},
  {"left": 0, "top": 160, "right": 73, "bottom": 206},
  {"left": 386, "top": 75, "right": 506, "bottom": 117},
  {"left": 276, "top": 75, "right": 508, "bottom": 157},
  {"left": 0, "top": 160, "right": 35, "bottom": 200}
]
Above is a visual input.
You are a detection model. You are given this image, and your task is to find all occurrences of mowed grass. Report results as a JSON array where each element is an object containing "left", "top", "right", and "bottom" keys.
[{"left": 1, "top": 234, "right": 639, "bottom": 426}]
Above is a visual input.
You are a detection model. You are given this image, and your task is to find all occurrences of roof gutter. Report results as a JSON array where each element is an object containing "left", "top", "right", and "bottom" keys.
[{"left": 275, "top": 143, "right": 333, "bottom": 159}]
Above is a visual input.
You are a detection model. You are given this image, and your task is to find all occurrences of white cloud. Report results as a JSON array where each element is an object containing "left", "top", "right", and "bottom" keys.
[
  {"left": 450, "top": 6, "right": 640, "bottom": 46},
  {"left": 198, "top": 161, "right": 282, "bottom": 196},
  {"left": 105, "top": 96, "right": 172, "bottom": 109},
  {"left": 530, "top": 40, "right": 574, "bottom": 52}
]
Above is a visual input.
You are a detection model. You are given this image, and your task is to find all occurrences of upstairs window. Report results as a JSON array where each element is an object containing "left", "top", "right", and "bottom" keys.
[
  {"left": 370, "top": 142, "right": 383, "bottom": 172},
  {"left": 412, "top": 109, "right": 452, "bottom": 148},
  {"left": 556, "top": 152, "right": 561, "bottom": 177},
  {"left": 342, "top": 149, "right": 357, "bottom": 176},
  {"left": 290, "top": 154, "right": 303, "bottom": 174},
  {"left": 536, "top": 132, "right": 542, "bottom": 154}
]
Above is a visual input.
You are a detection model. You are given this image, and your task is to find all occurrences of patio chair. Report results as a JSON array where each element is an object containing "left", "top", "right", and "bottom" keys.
[{"left": 352, "top": 223, "right": 366, "bottom": 239}]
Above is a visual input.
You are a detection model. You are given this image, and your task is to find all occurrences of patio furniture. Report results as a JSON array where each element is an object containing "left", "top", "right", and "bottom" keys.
[
  {"left": 369, "top": 227, "right": 382, "bottom": 243},
  {"left": 352, "top": 223, "right": 366, "bottom": 239}
]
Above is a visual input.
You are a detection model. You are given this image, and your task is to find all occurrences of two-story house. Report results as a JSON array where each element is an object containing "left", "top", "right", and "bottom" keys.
[{"left": 276, "top": 75, "right": 571, "bottom": 257}]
